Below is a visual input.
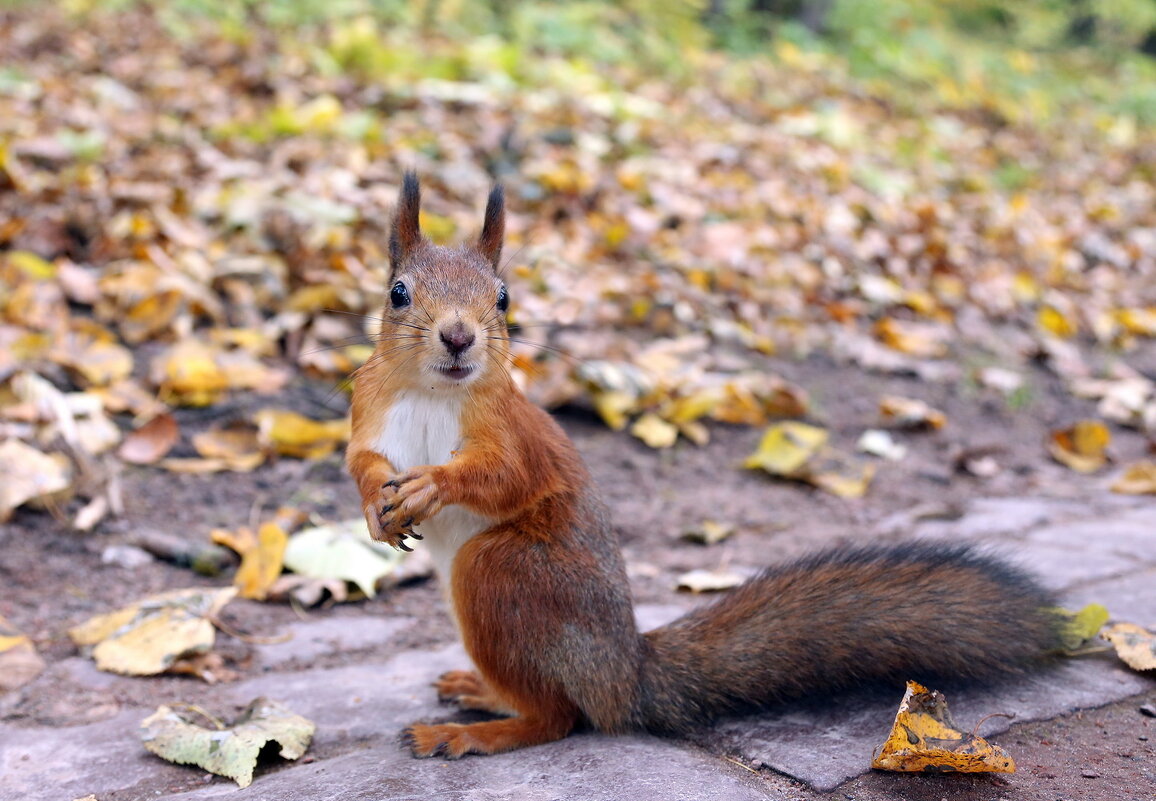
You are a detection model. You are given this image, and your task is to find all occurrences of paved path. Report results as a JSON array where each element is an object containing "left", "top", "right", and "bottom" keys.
[{"left": 2, "top": 495, "right": 1154, "bottom": 800}]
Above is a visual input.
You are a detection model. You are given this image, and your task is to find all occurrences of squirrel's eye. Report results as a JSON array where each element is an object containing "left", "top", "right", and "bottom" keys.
[
  {"left": 390, "top": 281, "right": 410, "bottom": 309},
  {"left": 497, "top": 285, "right": 509, "bottom": 313}
]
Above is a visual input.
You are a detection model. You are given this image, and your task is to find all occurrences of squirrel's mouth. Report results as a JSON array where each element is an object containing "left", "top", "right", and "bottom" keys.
[{"left": 436, "top": 364, "right": 475, "bottom": 381}]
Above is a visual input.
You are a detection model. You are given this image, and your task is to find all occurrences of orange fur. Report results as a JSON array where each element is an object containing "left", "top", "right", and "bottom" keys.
[{"left": 348, "top": 175, "right": 1062, "bottom": 759}]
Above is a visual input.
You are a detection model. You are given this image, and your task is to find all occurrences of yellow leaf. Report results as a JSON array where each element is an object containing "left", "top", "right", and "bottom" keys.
[
  {"left": 630, "top": 413, "right": 679, "bottom": 449},
  {"left": 591, "top": 390, "right": 636, "bottom": 431},
  {"left": 1116, "top": 308, "right": 1156, "bottom": 337},
  {"left": 874, "top": 317, "right": 948, "bottom": 358},
  {"left": 192, "top": 423, "right": 265, "bottom": 472},
  {"left": 254, "top": 409, "right": 350, "bottom": 459},
  {"left": 1102, "top": 623, "right": 1156, "bottom": 672},
  {"left": 879, "top": 395, "right": 946, "bottom": 430},
  {"left": 212, "top": 517, "right": 291, "bottom": 601},
  {"left": 1048, "top": 420, "right": 1110, "bottom": 473},
  {"left": 0, "top": 614, "right": 44, "bottom": 692},
  {"left": 872, "top": 681, "right": 1015, "bottom": 774},
  {"left": 0, "top": 439, "right": 73, "bottom": 522},
  {"left": 743, "top": 422, "right": 827, "bottom": 477},
  {"left": 1111, "top": 460, "right": 1156, "bottom": 495},
  {"left": 6, "top": 250, "right": 57, "bottom": 280},
  {"left": 69, "top": 587, "right": 236, "bottom": 676},
  {"left": 121, "top": 290, "right": 183, "bottom": 344},
  {"left": 1057, "top": 603, "right": 1110, "bottom": 650},
  {"left": 155, "top": 339, "right": 229, "bottom": 407},
  {"left": 1037, "top": 306, "right": 1077, "bottom": 339}
]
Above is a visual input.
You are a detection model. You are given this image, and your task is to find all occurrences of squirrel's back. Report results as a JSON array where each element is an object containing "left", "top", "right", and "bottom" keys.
[{"left": 637, "top": 542, "right": 1062, "bottom": 735}]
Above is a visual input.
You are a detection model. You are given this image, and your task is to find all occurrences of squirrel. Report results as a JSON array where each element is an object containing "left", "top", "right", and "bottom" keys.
[{"left": 346, "top": 173, "right": 1063, "bottom": 759}]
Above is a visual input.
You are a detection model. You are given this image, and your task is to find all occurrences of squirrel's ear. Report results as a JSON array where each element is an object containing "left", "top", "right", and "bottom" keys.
[
  {"left": 477, "top": 183, "right": 504, "bottom": 270},
  {"left": 389, "top": 172, "right": 423, "bottom": 269}
]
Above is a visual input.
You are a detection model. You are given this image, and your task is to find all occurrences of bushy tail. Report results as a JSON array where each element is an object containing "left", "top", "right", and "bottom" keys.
[{"left": 637, "top": 542, "right": 1063, "bottom": 735}]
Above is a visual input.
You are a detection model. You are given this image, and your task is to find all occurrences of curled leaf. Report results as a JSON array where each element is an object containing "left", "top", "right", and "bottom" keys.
[
  {"left": 140, "top": 697, "right": 314, "bottom": 788},
  {"left": 872, "top": 681, "right": 1015, "bottom": 774},
  {"left": 1102, "top": 623, "right": 1156, "bottom": 672},
  {"left": 1048, "top": 419, "right": 1110, "bottom": 473}
]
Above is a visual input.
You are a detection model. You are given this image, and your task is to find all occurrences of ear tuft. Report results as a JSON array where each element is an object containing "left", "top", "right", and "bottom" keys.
[
  {"left": 477, "top": 183, "right": 505, "bottom": 270},
  {"left": 389, "top": 172, "right": 423, "bottom": 269}
]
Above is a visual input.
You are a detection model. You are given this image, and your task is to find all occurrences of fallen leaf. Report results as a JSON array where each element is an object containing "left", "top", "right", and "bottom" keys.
[
  {"left": 879, "top": 396, "right": 946, "bottom": 430},
  {"left": 680, "top": 520, "right": 735, "bottom": 545},
  {"left": 118, "top": 413, "right": 180, "bottom": 465},
  {"left": 857, "top": 429, "right": 907, "bottom": 461},
  {"left": 1057, "top": 603, "right": 1110, "bottom": 650},
  {"left": 192, "top": 422, "right": 265, "bottom": 472},
  {"left": 872, "top": 681, "right": 1015, "bottom": 774},
  {"left": 254, "top": 408, "right": 349, "bottom": 459},
  {"left": 743, "top": 421, "right": 828, "bottom": 476},
  {"left": 630, "top": 412, "right": 679, "bottom": 448},
  {"left": 69, "top": 587, "right": 237, "bottom": 677},
  {"left": 677, "top": 568, "right": 744, "bottom": 593},
  {"left": 0, "top": 615, "right": 45, "bottom": 692},
  {"left": 140, "top": 697, "right": 314, "bottom": 788},
  {"left": 1110, "top": 461, "right": 1156, "bottom": 495},
  {"left": 1048, "top": 419, "right": 1110, "bottom": 473},
  {"left": 153, "top": 339, "right": 229, "bottom": 407},
  {"left": 1102, "top": 623, "right": 1156, "bottom": 672},
  {"left": 282, "top": 518, "right": 405, "bottom": 599},
  {"left": 0, "top": 439, "right": 73, "bottom": 522},
  {"left": 211, "top": 508, "right": 305, "bottom": 600}
]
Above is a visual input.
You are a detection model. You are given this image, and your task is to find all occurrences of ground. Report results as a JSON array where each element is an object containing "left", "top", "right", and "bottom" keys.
[{"left": 1, "top": 351, "right": 1154, "bottom": 801}]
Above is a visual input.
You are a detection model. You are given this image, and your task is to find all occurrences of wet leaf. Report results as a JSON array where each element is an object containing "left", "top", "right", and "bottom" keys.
[
  {"left": 140, "top": 697, "right": 314, "bottom": 788},
  {"left": 872, "top": 681, "right": 1015, "bottom": 774},
  {"left": 1048, "top": 420, "right": 1111, "bottom": 473},
  {"left": 69, "top": 587, "right": 237, "bottom": 677}
]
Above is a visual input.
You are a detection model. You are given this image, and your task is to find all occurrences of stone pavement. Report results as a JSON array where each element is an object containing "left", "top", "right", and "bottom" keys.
[{"left": 2, "top": 495, "right": 1154, "bottom": 801}]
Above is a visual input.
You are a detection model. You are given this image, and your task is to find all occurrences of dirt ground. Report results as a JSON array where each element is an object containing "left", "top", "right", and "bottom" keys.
[{"left": 2, "top": 347, "right": 1155, "bottom": 799}]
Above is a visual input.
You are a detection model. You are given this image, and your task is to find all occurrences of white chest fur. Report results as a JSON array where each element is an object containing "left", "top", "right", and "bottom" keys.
[{"left": 371, "top": 392, "right": 489, "bottom": 591}]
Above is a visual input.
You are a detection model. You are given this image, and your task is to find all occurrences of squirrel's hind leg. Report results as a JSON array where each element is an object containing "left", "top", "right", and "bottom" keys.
[
  {"left": 404, "top": 712, "right": 575, "bottom": 758},
  {"left": 434, "top": 670, "right": 515, "bottom": 715}
]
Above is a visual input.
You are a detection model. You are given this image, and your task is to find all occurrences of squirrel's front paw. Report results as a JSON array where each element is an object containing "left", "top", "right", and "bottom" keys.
[{"left": 366, "top": 466, "right": 445, "bottom": 550}]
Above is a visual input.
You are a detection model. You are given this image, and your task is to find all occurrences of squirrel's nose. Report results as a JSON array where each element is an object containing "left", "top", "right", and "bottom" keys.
[{"left": 439, "top": 322, "right": 476, "bottom": 357}]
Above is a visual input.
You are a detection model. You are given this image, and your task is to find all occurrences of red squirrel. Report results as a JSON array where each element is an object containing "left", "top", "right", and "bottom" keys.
[{"left": 346, "top": 174, "right": 1062, "bottom": 759}]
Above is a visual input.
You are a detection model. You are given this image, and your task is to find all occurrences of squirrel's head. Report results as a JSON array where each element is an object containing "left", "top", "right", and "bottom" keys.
[{"left": 378, "top": 172, "right": 510, "bottom": 390}]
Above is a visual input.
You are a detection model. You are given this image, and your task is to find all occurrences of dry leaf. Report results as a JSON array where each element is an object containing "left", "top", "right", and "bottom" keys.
[
  {"left": 1057, "top": 603, "right": 1110, "bottom": 650},
  {"left": 211, "top": 508, "right": 304, "bottom": 600},
  {"left": 630, "top": 413, "right": 679, "bottom": 448},
  {"left": 282, "top": 518, "right": 407, "bottom": 599},
  {"left": 0, "top": 614, "right": 45, "bottom": 692},
  {"left": 153, "top": 339, "right": 229, "bottom": 407},
  {"left": 1110, "top": 461, "right": 1156, "bottom": 494},
  {"left": 677, "top": 568, "right": 744, "bottom": 593},
  {"left": 0, "top": 439, "right": 73, "bottom": 522},
  {"left": 743, "top": 421, "right": 828, "bottom": 476},
  {"left": 1048, "top": 420, "right": 1110, "bottom": 473},
  {"left": 140, "top": 697, "right": 314, "bottom": 788},
  {"left": 118, "top": 413, "right": 180, "bottom": 465},
  {"left": 857, "top": 429, "right": 907, "bottom": 461},
  {"left": 191, "top": 422, "right": 265, "bottom": 472},
  {"left": 872, "top": 681, "right": 1015, "bottom": 774},
  {"left": 69, "top": 587, "right": 237, "bottom": 677},
  {"left": 879, "top": 396, "right": 946, "bottom": 430},
  {"left": 254, "top": 408, "right": 349, "bottom": 459},
  {"left": 680, "top": 520, "right": 735, "bottom": 545},
  {"left": 1102, "top": 623, "right": 1156, "bottom": 672}
]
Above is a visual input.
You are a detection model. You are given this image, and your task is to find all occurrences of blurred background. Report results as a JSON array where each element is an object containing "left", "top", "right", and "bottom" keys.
[{"left": 1, "top": 0, "right": 1154, "bottom": 517}]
